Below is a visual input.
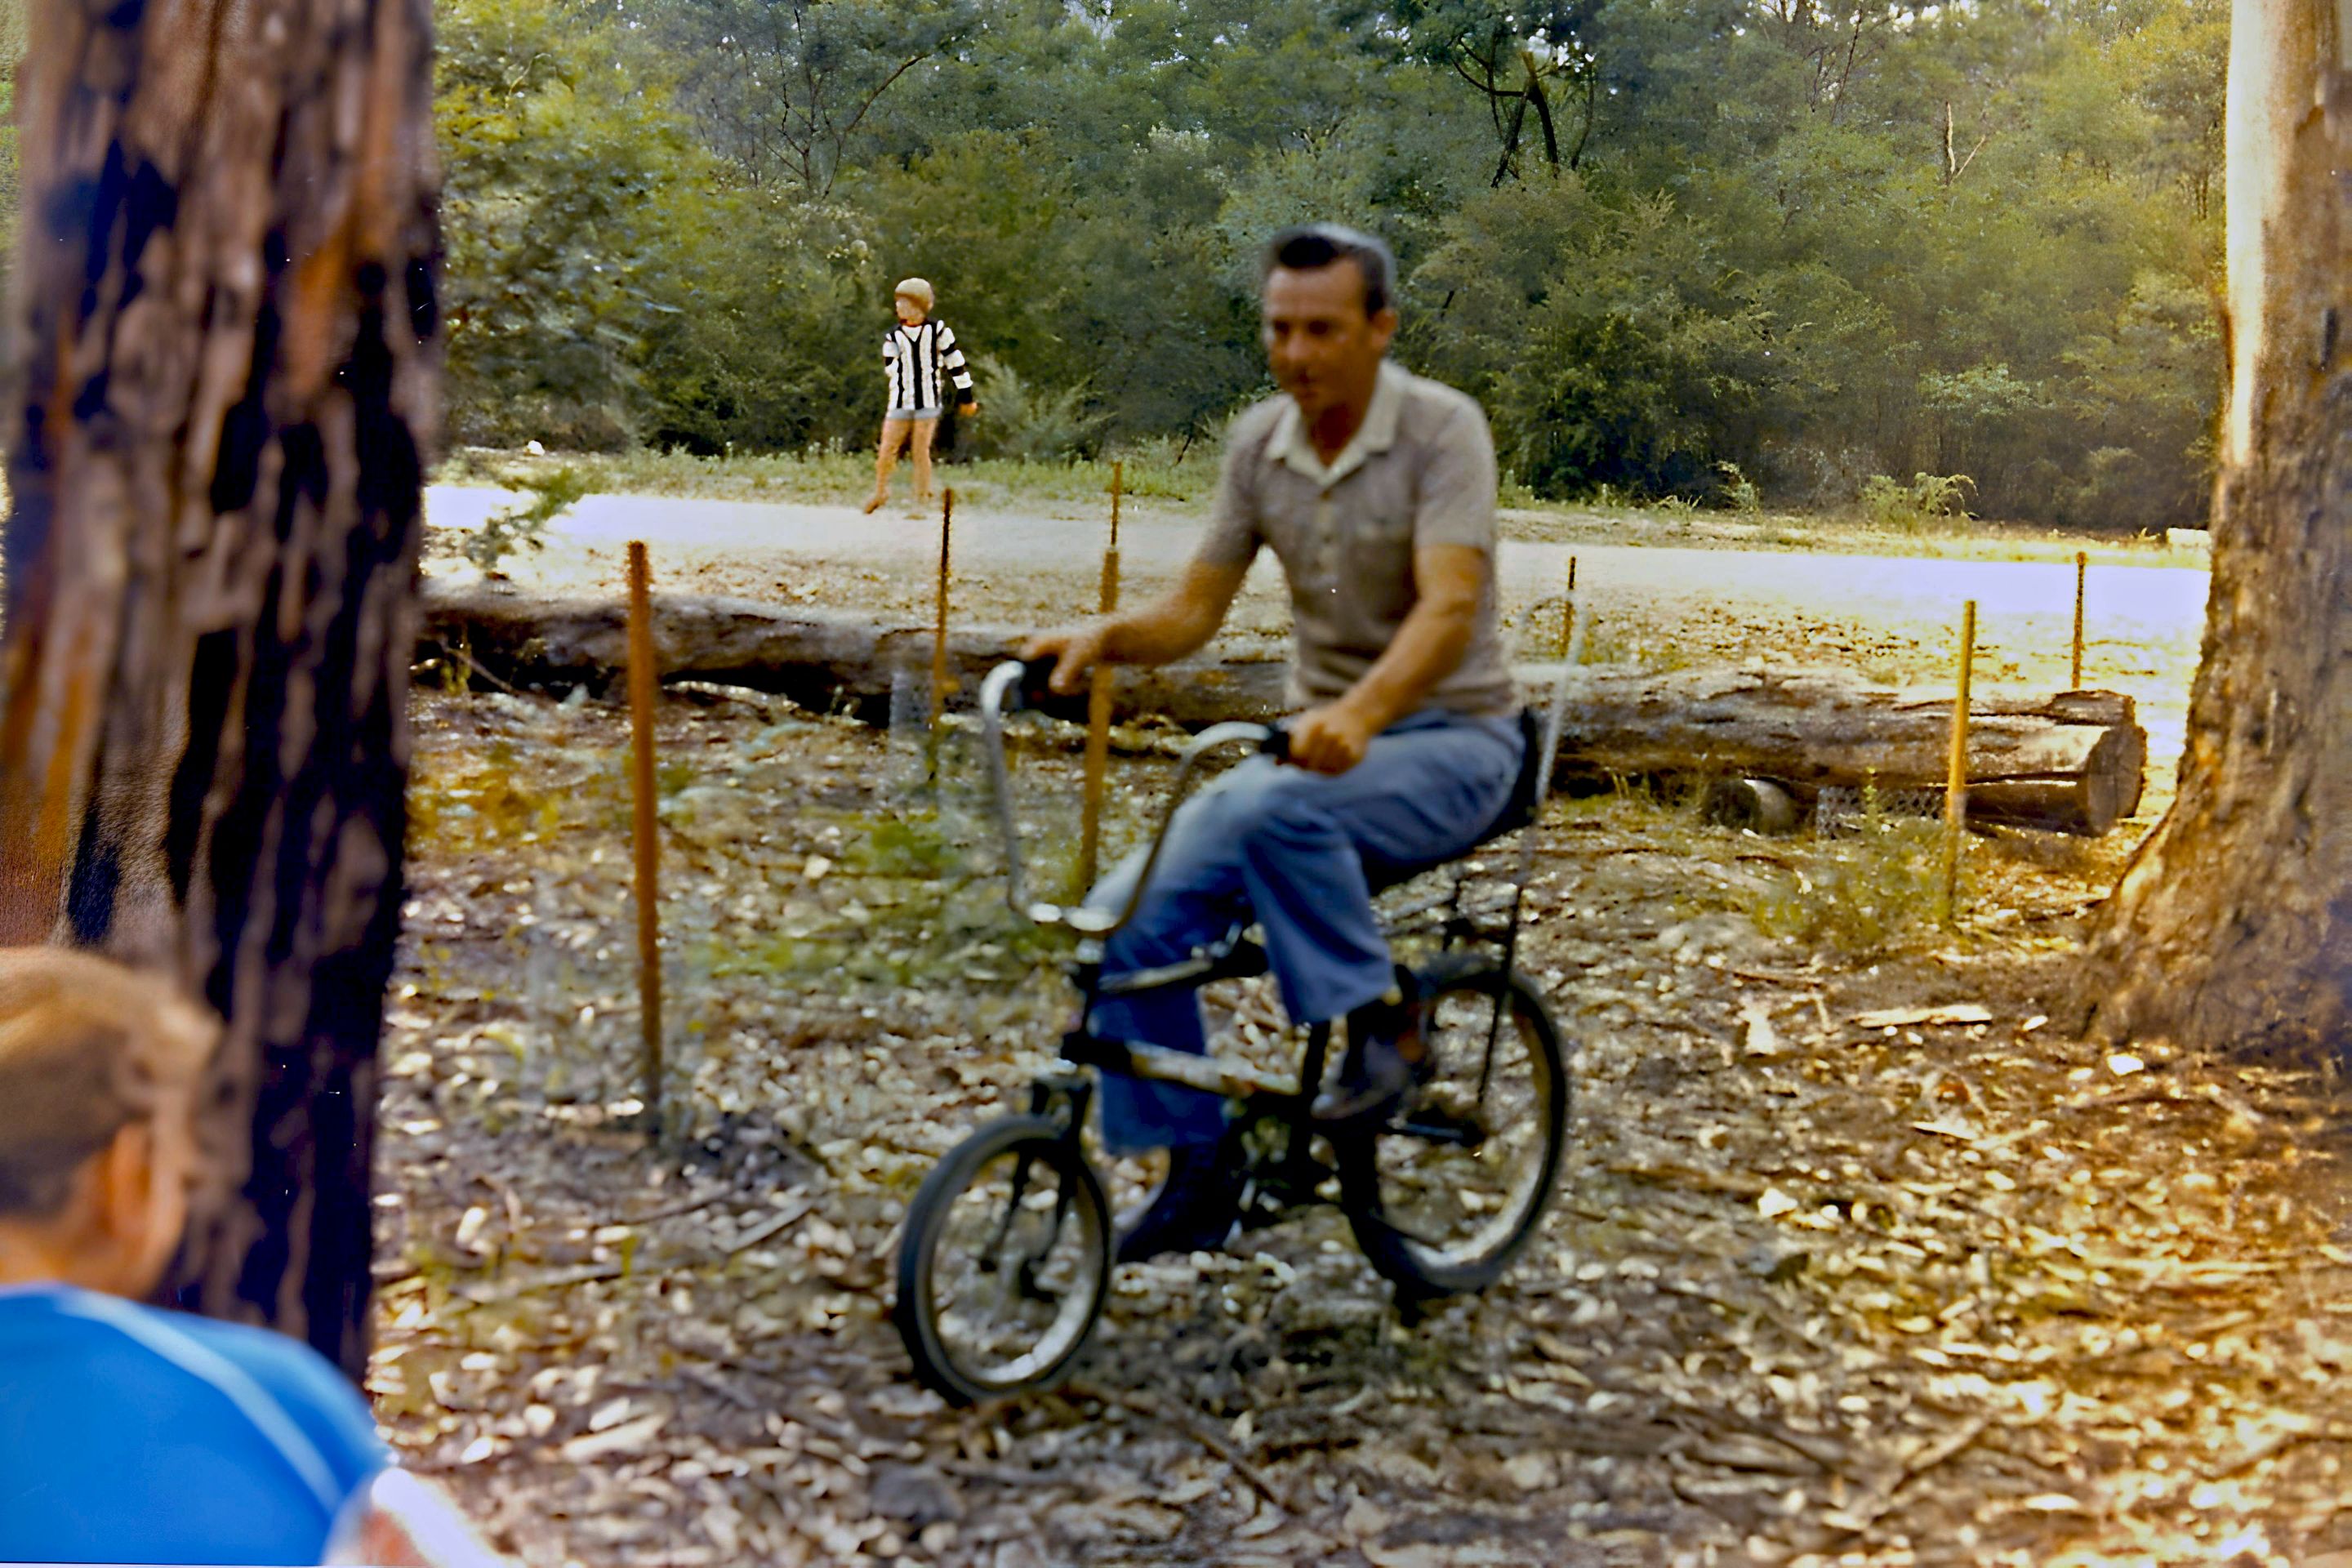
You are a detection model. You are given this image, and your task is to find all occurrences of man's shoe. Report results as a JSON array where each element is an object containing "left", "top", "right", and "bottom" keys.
[
  {"left": 1310, "top": 1036, "right": 1419, "bottom": 1125},
  {"left": 1115, "top": 1137, "right": 1240, "bottom": 1263},
  {"left": 1312, "top": 974, "right": 1432, "bottom": 1126}
]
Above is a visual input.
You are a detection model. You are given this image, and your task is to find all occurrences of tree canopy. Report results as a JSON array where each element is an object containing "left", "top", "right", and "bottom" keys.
[{"left": 434, "top": 0, "right": 2224, "bottom": 528}]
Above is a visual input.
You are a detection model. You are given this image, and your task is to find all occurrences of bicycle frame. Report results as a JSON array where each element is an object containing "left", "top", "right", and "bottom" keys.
[
  {"left": 899, "top": 642, "right": 1583, "bottom": 1405},
  {"left": 972, "top": 647, "right": 1579, "bottom": 1200}
]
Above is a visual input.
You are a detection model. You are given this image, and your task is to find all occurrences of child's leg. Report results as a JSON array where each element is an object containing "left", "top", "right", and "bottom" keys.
[
  {"left": 865, "top": 417, "right": 910, "bottom": 512},
  {"left": 908, "top": 417, "right": 938, "bottom": 507}
]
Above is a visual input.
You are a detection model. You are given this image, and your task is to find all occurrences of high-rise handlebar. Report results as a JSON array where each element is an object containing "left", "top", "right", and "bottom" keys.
[{"left": 977, "top": 659, "right": 1281, "bottom": 935}]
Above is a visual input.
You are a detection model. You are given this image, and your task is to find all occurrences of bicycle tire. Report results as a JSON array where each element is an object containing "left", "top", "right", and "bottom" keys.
[
  {"left": 893, "top": 1115, "right": 1111, "bottom": 1405},
  {"left": 1336, "top": 954, "right": 1569, "bottom": 1298}
]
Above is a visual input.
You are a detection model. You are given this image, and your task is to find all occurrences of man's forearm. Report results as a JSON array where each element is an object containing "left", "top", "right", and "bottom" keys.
[
  {"left": 1333, "top": 599, "right": 1475, "bottom": 733},
  {"left": 1090, "top": 559, "right": 1248, "bottom": 668},
  {"left": 1030, "top": 559, "right": 1243, "bottom": 694},
  {"left": 1098, "top": 599, "right": 1219, "bottom": 666},
  {"left": 1328, "top": 542, "right": 1486, "bottom": 733}
]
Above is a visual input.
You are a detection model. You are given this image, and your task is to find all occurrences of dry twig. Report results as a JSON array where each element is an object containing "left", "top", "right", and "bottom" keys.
[{"left": 1064, "top": 1382, "right": 1291, "bottom": 1513}]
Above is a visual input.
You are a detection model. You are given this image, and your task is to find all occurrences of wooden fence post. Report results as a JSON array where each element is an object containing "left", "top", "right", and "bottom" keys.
[
  {"left": 1939, "top": 599, "right": 1978, "bottom": 925},
  {"left": 929, "top": 489, "right": 955, "bottom": 727},
  {"left": 1558, "top": 555, "right": 1578, "bottom": 657},
  {"left": 1078, "top": 463, "right": 1124, "bottom": 895},
  {"left": 626, "top": 541, "right": 663, "bottom": 1120},
  {"left": 2071, "top": 550, "right": 2087, "bottom": 689}
]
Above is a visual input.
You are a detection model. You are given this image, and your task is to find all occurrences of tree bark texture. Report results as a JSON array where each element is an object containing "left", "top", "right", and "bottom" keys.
[
  {"left": 2083, "top": 1, "right": 2348, "bottom": 1053},
  {"left": 0, "top": 0, "right": 438, "bottom": 1375},
  {"left": 421, "top": 589, "right": 2144, "bottom": 835}
]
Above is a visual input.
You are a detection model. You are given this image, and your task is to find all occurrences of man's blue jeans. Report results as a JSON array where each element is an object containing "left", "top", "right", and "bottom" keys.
[{"left": 1085, "top": 708, "right": 1524, "bottom": 1155}]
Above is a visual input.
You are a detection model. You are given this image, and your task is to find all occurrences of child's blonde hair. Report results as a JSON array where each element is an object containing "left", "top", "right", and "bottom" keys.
[
  {"left": 0, "top": 947, "right": 218, "bottom": 1218},
  {"left": 893, "top": 277, "right": 935, "bottom": 311}
]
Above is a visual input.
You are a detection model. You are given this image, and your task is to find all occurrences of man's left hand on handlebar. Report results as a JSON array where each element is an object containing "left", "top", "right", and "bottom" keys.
[
  {"left": 1022, "top": 621, "right": 1108, "bottom": 696},
  {"left": 1284, "top": 702, "right": 1377, "bottom": 775}
]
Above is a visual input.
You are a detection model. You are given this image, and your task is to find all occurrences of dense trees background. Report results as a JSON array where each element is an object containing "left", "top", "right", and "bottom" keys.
[{"left": 432, "top": 0, "right": 2221, "bottom": 528}]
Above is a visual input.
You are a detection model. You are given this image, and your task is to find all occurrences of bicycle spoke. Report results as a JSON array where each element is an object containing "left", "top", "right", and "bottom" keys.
[
  {"left": 1360, "top": 973, "right": 1558, "bottom": 1276},
  {"left": 910, "top": 1129, "right": 1108, "bottom": 1399}
]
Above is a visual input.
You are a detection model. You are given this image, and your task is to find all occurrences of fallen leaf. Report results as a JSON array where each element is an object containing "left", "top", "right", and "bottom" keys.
[
  {"left": 1851, "top": 1003, "right": 1993, "bottom": 1029},
  {"left": 1343, "top": 1499, "right": 1392, "bottom": 1540},
  {"left": 560, "top": 1411, "right": 669, "bottom": 1463},
  {"left": 1503, "top": 1452, "right": 1555, "bottom": 1492}
]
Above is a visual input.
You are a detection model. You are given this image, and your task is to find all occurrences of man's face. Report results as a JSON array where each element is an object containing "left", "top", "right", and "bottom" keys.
[{"left": 1262, "top": 261, "right": 1397, "bottom": 422}]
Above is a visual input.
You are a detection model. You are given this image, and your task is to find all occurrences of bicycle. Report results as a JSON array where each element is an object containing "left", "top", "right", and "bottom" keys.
[{"left": 892, "top": 658, "right": 1577, "bottom": 1405}]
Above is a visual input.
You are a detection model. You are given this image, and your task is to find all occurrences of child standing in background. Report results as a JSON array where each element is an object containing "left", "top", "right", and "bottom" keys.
[{"left": 863, "top": 278, "right": 978, "bottom": 515}]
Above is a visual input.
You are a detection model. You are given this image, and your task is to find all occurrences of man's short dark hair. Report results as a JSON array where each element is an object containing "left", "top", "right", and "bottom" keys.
[{"left": 1263, "top": 224, "right": 1395, "bottom": 318}]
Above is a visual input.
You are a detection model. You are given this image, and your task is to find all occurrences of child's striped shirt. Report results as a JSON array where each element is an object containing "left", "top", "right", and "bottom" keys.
[{"left": 884, "top": 320, "right": 973, "bottom": 412}]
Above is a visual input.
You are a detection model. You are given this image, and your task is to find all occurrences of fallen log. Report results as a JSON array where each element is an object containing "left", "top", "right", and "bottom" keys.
[
  {"left": 1526, "top": 664, "right": 2145, "bottom": 835},
  {"left": 417, "top": 586, "right": 1291, "bottom": 727},
  {"left": 419, "top": 587, "right": 2144, "bottom": 835}
]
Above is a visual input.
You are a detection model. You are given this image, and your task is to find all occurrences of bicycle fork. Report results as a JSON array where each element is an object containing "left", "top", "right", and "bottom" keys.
[{"left": 979, "top": 1077, "right": 1096, "bottom": 1300}]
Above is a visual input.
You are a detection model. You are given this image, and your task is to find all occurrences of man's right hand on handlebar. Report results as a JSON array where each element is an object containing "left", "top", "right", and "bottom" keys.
[{"left": 1022, "top": 620, "right": 1113, "bottom": 697}]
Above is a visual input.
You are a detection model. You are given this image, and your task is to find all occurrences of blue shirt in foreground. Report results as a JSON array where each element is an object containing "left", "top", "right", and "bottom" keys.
[{"left": 0, "top": 1282, "right": 385, "bottom": 1565}]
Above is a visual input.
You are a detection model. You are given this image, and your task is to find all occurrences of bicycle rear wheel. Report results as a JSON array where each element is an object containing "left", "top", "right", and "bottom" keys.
[
  {"left": 894, "top": 1116, "right": 1111, "bottom": 1405},
  {"left": 1336, "top": 954, "right": 1568, "bottom": 1298}
]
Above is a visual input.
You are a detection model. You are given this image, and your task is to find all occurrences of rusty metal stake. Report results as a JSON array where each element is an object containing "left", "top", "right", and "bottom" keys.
[
  {"left": 1939, "top": 599, "right": 1977, "bottom": 926},
  {"left": 1558, "top": 555, "right": 1578, "bottom": 658},
  {"left": 626, "top": 541, "right": 663, "bottom": 1120},
  {"left": 929, "top": 488, "right": 955, "bottom": 727},
  {"left": 2070, "top": 550, "right": 2087, "bottom": 689},
  {"left": 1078, "top": 463, "right": 1124, "bottom": 896}
]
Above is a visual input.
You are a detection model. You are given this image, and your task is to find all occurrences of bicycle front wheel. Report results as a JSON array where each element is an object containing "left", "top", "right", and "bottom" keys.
[
  {"left": 1337, "top": 955, "right": 1569, "bottom": 1298},
  {"left": 893, "top": 1116, "right": 1111, "bottom": 1405}
]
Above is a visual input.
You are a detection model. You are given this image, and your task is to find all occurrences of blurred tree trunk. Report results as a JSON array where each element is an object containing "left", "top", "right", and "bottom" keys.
[
  {"left": 0, "top": 0, "right": 438, "bottom": 1377},
  {"left": 2083, "top": 2, "right": 2347, "bottom": 1054}
]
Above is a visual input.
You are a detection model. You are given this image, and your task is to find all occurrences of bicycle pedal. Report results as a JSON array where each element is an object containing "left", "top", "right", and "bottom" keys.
[
  {"left": 1392, "top": 1104, "right": 1485, "bottom": 1147},
  {"left": 1235, "top": 1178, "right": 1306, "bottom": 1224}
]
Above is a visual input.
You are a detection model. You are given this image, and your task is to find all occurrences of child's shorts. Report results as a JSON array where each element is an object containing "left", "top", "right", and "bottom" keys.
[{"left": 887, "top": 407, "right": 942, "bottom": 421}]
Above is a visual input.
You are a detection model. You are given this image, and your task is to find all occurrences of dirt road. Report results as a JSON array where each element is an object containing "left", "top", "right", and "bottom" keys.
[
  {"left": 428, "top": 485, "right": 2210, "bottom": 780},
  {"left": 427, "top": 487, "right": 2207, "bottom": 646}
]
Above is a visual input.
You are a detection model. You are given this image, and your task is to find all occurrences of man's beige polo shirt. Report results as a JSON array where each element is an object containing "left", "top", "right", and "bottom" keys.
[{"left": 1196, "top": 361, "right": 1517, "bottom": 719}]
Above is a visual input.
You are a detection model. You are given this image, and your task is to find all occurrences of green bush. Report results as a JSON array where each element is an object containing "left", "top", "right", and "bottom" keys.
[
  {"left": 964, "top": 354, "right": 1107, "bottom": 463},
  {"left": 1748, "top": 791, "right": 1949, "bottom": 955},
  {"left": 1717, "top": 462, "right": 1762, "bottom": 514},
  {"left": 464, "top": 464, "right": 587, "bottom": 576},
  {"left": 1861, "top": 472, "right": 1976, "bottom": 534}
]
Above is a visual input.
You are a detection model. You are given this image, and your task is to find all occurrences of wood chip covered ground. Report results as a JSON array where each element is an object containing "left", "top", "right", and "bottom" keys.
[{"left": 376, "top": 526, "right": 2350, "bottom": 1568}]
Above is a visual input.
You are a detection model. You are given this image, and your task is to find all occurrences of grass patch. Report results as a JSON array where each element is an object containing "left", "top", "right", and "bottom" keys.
[
  {"left": 408, "top": 739, "right": 567, "bottom": 855},
  {"left": 435, "top": 441, "right": 1219, "bottom": 510},
  {"left": 1745, "top": 789, "right": 1950, "bottom": 955}
]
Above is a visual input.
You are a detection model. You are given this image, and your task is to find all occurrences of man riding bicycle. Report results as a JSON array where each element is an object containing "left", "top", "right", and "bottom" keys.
[{"left": 1027, "top": 224, "right": 1525, "bottom": 1262}]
